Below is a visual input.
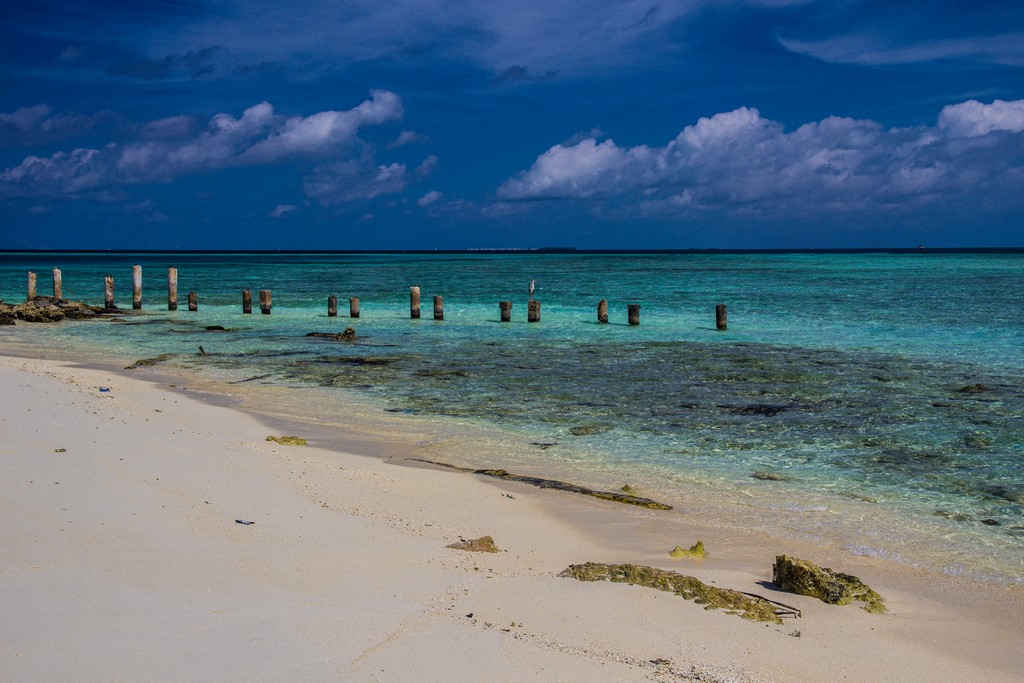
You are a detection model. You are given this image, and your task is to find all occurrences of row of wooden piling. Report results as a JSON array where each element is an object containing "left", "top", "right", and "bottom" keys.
[{"left": 23, "top": 267, "right": 729, "bottom": 329}]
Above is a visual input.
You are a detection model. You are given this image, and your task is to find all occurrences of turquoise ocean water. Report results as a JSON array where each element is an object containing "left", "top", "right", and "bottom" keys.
[{"left": 2, "top": 251, "right": 1022, "bottom": 582}]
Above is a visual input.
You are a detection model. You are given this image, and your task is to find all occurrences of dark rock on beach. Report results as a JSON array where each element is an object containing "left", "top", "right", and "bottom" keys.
[
  {"left": 408, "top": 458, "right": 673, "bottom": 510},
  {"left": 124, "top": 354, "right": 174, "bottom": 369}
]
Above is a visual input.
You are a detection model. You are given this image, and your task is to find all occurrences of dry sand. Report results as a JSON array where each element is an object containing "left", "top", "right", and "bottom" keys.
[{"left": 1, "top": 353, "right": 1022, "bottom": 682}]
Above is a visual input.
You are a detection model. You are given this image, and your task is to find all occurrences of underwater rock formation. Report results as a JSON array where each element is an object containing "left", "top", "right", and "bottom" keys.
[{"left": 306, "top": 327, "right": 356, "bottom": 341}]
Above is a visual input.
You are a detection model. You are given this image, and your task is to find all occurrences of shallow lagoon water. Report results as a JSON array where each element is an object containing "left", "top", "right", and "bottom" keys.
[{"left": 2, "top": 251, "right": 1022, "bottom": 582}]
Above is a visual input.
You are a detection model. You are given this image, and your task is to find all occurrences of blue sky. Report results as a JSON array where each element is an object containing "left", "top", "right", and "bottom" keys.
[{"left": 1, "top": 0, "right": 1022, "bottom": 249}]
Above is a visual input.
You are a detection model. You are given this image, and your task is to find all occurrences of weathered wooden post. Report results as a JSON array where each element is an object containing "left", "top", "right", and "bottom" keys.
[
  {"left": 433, "top": 295, "right": 444, "bottom": 320},
  {"left": 259, "top": 290, "right": 272, "bottom": 315},
  {"left": 327, "top": 294, "right": 337, "bottom": 317},
  {"left": 167, "top": 267, "right": 177, "bottom": 311},
  {"left": 188, "top": 291, "right": 198, "bottom": 312},
  {"left": 528, "top": 300, "right": 541, "bottom": 323},
  {"left": 350, "top": 297, "right": 360, "bottom": 319},
  {"left": 410, "top": 286, "right": 421, "bottom": 319},
  {"left": 716, "top": 304, "right": 727, "bottom": 331},
  {"left": 499, "top": 301, "right": 512, "bottom": 322},
  {"left": 27, "top": 271, "right": 36, "bottom": 301},
  {"left": 52, "top": 268, "right": 62, "bottom": 300},
  {"left": 628, "top": 304, "right": 640, "bottom": 326},
  {"left": 242, "top": 289, "right": 252, "bottom": 314},
  {"left": 132, "top": 265, "right": 142, "bottom": 310},
  {"left": 597, "top": 299, "right": 608, "bottom": 324},
  {"left": 104, "top": 275, "right": 115, "bottom": 309}
]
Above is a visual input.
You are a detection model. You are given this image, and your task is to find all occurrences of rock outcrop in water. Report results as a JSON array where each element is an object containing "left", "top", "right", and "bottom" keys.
[
  {"left": 773, "top": 555, "right": 886, "bottom": 613},
  {"left": 0, "top": 297, "right": 110, "bottom": 323},
  {"left": 306, "top": 327, "right": 356, "bottom": 341},
  {"left": 559, "top": 563, "right": 784, "bottom": 623}
]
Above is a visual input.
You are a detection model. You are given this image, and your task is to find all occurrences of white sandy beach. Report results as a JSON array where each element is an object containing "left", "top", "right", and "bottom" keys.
[{"left": 1, "top": 353, "right": 1023, "bottom": 682}]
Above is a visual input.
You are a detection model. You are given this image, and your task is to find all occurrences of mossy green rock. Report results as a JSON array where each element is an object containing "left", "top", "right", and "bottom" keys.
[
  {"left": 266, "top": 435, "right": 307, "bottom": 446},
  {"left": 560, "top": 562, "right": 782, "bottom": 624},
  {"left": 669, "top": 541, "right": 706, "bottom": 558},
  {"left": 773, "top": 555, "right": 886, "bottom": 613}
]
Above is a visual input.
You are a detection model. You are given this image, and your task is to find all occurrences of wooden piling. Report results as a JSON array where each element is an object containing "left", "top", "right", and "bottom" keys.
[
  {"left": 716, "top": 304, "right": 727, "bottom": 331},
  {"left": 328, "top": 294, "right": 338, "bottom": 317},
  {"left": 104, "top": 275, "right": 115, "bottom": 309},
  {"left": 350, "top": 297, "right": 360, "bottom": 319},
  {"left": 628, "top": 304, "right": 640, "bottom": 326},
  {"left": 27, "top": 271, "right": 36, "bottom": 301},
  {"left": 259, "top": 289, "right": 272, "bottom": 315},
  {"left": 167, "top": 267, "right": 177, "bottom": 311},
  {"left": 132, "top": 265, "right": 142, "bottom": 310},
  {"left": 528, "top": 300, "right": 541, "bottom": 323},
  {"left": 242, "top": 289, "right": 252, "bottom": 314},
  {"left": 597, "top": 299, "right": 608, "bottom": 324},
  {"left": 188, "top": 291, "right": 198, "bottom": 312},
  {"left": 499, "top": 301, "right": 512, "bottom": 322},
  {"left": 434, "top": 295, "right": 444, "bottom": 320},
  {"left": 52, "top": 268, "right": 62, "bottom": 300},
  {"left": 410, "top": 286, "right": 421, "bottom": 319}
]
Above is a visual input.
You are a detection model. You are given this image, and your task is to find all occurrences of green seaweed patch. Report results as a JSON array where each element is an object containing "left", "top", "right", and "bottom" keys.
[
  {"left": 669, "top": 541, "right": 706, "bottom": 558},
  {"left": 446, "top": 535, "right": 500, "bottom": 553},
  {"left": 620, "top": 484, "right": 637, "bottom": 495},
  {"left": 559, "top": 563, "right": 782, "bottom": 624},
  {"left": 266, "top": 435, "right": 307, "bottom": 446},
  {"left": 408, "top": 458, "right": 672, "bottom": 510},
  {"left": 773, "top": 555, "right": 886, "bottom": 614}
]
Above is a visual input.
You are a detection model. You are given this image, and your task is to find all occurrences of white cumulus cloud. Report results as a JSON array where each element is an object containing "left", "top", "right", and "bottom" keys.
[
  {"left": 0, "top": 91, "right": 403, "bottom": 198},
  {"left": 497, "top": 98, "right": 1024, "bottom": 217}
]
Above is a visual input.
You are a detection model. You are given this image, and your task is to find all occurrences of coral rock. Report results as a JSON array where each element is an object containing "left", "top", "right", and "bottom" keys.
[
  {"left": 773, "top": 555, "right": 886, "bottom": 613},
  {"left": 669, "top": 541, "right": 706, "bottom": 558}
]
